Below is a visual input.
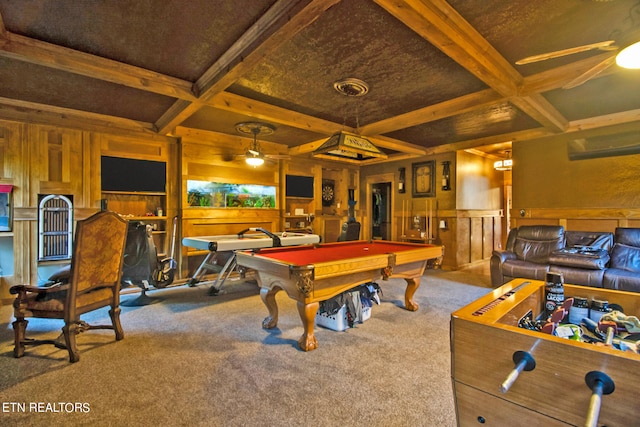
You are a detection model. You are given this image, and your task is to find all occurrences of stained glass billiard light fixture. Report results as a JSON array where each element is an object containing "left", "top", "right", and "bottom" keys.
[{"left": 313, "top": 79, "right": 387, "bottom": 163}]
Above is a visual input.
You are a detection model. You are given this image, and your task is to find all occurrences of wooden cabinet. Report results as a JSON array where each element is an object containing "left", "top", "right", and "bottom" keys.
[
  {"left": 101, "top": 191, "right": 168, "bottom": 255},
  {"left": 451, "top": 279, "right": 640, "bottom": 426}
]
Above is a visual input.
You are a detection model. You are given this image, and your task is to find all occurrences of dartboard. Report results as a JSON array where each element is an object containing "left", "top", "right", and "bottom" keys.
[{"left": 322, "top": 184, "right": 334, "bottom": 206}]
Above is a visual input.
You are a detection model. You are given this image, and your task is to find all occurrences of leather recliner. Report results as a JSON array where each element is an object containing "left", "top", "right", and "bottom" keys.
[
  {"left": 491, "top": 225, "right": 640, "bottom": 292},
  {"left": 490, "top": 225, "right": 564, "bottom": 287}
]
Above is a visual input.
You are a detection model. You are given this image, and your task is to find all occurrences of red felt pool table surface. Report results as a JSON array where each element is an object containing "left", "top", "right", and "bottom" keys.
[{"left": 249, "top": 240, "right": 431, "bottom": 264}]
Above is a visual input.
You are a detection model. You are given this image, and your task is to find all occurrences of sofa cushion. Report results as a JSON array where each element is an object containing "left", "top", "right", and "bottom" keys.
[
  {"left": 550, "top": 266, "right": 605, "bottom": 288},
  {"left": 609, "top": 243, "right": 640, "bottom": 272},
  {"left": 565, "top": 231, "right": 614, "bottom": 251},
  {"left": 513, "top": 226, "right": 564, "bottom": 264},
  {"left": 549, "top": 248, "right": 609, "bottom": 270},
  {"left": 603, "top": 268, "right": 640, "bottom": 292},
  {"left": 501, "top": 259, "right": 550, "bottom": 281}
]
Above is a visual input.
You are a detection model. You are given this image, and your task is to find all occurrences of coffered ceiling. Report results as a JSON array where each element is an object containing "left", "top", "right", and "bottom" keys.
[{"left": 1, "top": 0, "right": 639, "bottom": 163}]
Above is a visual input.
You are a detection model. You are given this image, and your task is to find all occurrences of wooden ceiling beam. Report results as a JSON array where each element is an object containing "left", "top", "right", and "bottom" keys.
[
  {"left": 367, "top": 135, "right": 427, "bottom": 155},
  {"left": 361, "top": 56, "right": 621, "bottom": 138},
  {"left": 0, "top": 96, "right": 160, "bottom": 136},
  {"left": 194, "top": 0, "right": 341, "bottom": 99},
  {"left": 568, "top": 108, "right": 640, "bottom": 134},
  {"left": 360, "top": 89, "right": 502, "bottom": 135},
  {"left": 174, "top": 126, "right": 289, "bottom": 153},
  {"left": 0, "top": 31, "right": 195, "bottom": 101},
  {"left": 210, "top": 92, "right": 430, "bottom": 155},
  {"left": 425, "top": 128, "right": 554, "bottom": 155},
  {"left": 375, "top": 0, "right": 522, "bottom": 96},
  {"left": 208, "top": 92, "right": 345, "bottom": 135},
  {"left": 451, "top": 110, "right": 640, "bottom": 155},
  {"left": 362, "top": 152, "right": 422, "bottom": 165},
  {"left": 1, "top": 5, "right": 635, "bottom": 159},
  {"left": 375, "top": 0, "right": 569, "bottom": 134},
  {"left": 511, "top": 94, "right": 568, "bottom": 132},
  {"left": 156, "top": 0, "right": 341, "bottom": 135},
  {"left": 287, "top": 138, "right": 328, "bottom": 156}
]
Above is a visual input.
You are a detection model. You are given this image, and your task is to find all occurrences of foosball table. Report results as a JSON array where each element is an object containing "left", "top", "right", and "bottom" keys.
[{"left": 451, "top": 278, "right": 640, "bottom": 426}]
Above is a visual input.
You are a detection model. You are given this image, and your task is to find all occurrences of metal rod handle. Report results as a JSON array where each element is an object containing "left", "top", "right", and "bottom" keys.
[
  {"left": 499, "top": 351, "right": 536, "bottom": 393},
  {"left": 584, "top": 371, "right": 615, "bottom": 427}
]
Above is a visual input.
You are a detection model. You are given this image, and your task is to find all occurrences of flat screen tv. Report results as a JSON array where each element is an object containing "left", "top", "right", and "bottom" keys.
[
  {"left": 101, "top": 156, "right": 166, "bottom": 192},
  {"left": 285, "top": 175, "right": 314, "bottom": 198}
]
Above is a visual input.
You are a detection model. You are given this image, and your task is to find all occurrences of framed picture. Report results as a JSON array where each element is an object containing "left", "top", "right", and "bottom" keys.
[{"left": 412, "top": 160, "right": 435, "bottom": 197}]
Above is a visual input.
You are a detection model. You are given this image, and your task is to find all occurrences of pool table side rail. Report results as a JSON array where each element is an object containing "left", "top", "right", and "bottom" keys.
[{"left": 236, "top": 244, "right": 442, "bottom": 281}]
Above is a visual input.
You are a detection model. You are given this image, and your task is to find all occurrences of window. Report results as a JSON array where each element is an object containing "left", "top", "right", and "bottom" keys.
[{"left": 38, "top": 195, "right": 73, "bottom": 261}]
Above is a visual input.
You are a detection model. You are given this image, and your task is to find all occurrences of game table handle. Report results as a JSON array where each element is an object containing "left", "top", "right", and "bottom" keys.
[
  {"left": 237, "top": 227, "right": 282, "bottom": 247},
  {"left": 499, "top": 350, "right": 536, "bottom": 393}
]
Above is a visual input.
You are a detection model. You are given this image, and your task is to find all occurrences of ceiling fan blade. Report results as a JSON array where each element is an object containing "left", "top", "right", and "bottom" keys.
[
  {"left": 516, "top": 40, "right": 617, "bottom": 65},
  {"left": 265, "top": 154, "right": 290, "bottom": 159},
  {"left": 562, "top": 54, "right": 617, "bottom": 89}
]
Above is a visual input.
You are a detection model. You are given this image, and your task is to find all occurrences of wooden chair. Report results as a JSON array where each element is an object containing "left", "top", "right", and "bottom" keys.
[{"left": 10, "top": 211, "right": 128, "bottom": 362}]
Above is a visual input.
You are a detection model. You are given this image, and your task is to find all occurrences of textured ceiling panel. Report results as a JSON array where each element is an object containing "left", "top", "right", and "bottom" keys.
[
  {"left": 451, "top": 0, "right": 640, "bottom": 76},
  {"left": 0, "top": 0, "right": 277, "bottom": 81},
  {"left": 228, "top": 0, "right": 487, "bottom": 127},
  {"left": 0, "top": 0, "right": 638, "bottom": 159},
  {"left": 0, "top": 57, "right": 175, "bottom": 122},
  {"left": 385, "top": 102, "right": 541, "bottom": 147},
  {"left": 544, "top": 72, "right": 640, "bottom": 121}
]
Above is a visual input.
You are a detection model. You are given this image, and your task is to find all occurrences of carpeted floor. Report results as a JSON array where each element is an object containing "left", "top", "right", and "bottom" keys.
[{"left": 0, "top": 269, "right": 492, "bottom": 427}]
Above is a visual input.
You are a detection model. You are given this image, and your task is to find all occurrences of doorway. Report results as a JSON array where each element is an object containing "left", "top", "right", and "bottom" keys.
[{"left": 371, "top": 182, "right": 392, "bottom": 240}]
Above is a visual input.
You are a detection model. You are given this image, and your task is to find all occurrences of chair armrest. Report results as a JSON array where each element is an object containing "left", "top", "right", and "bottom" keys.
[{"left": 9, "top": 283, "right": 69, "bottom": 295}]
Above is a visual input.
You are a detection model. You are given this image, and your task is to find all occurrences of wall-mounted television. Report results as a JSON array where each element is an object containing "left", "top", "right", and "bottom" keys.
[
  {"left": 101, "top": 156, "right": 166, "bottom": 192},
  {"left": 285, "top": 174, "right": 314, "bottom": 198}
]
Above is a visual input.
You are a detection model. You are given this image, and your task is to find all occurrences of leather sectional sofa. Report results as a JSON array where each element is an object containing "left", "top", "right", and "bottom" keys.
[{"left": 490, "top": 225, "right": 640, "bottom": 293}]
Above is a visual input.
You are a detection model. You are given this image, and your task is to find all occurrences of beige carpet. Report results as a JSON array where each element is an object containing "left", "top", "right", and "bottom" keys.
[{"left": 0, "top": 270, "right": 491, "bottom": 427}]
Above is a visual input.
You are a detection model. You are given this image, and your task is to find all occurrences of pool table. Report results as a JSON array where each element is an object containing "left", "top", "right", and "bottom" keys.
[{"left": 235, "top": 240, "right": 443, "bottom": 351}]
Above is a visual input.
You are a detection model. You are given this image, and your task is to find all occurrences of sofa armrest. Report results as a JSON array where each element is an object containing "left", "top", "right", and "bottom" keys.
[
  {"left": 490, "top": 251, "right": 517, "bottom": 287},
  {"left": 492, "top": 250, "right": 516, "bottom": 264}
]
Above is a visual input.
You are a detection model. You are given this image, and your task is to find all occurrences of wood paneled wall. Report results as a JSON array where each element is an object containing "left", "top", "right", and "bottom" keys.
[
  {"left": 361, "top": 150, "right": 502, "bottom": 270},
  {"left": 176, "top": 127, "right": 282, "bottom": 277},
  {"left": 0, "top": 119, "right": 177, "bottom": 302},
  {"left": 513, "top": 208, "right": 640, "bottom": 232},
  {"left": 512, "top": 136, "right": 640, "bottom": 234}
]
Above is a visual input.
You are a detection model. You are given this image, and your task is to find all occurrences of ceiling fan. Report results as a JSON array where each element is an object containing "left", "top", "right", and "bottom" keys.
[
  {"left": 515, "top": 2, "right": 640, "bottom": 89},
  {"left": 234, "top": 122, "right": 289, "bottom": 167}
]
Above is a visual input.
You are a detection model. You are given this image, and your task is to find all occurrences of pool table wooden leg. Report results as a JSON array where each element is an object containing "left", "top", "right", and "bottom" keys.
[
  {"left": 404, "top": 277, "right": 420, "bottom": 311},
  {"left": 260, "top": 287, "right": 280, "bottom": 329},
  {"left": 296, "top": 301, "right": 319, "bottom": 351}
]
